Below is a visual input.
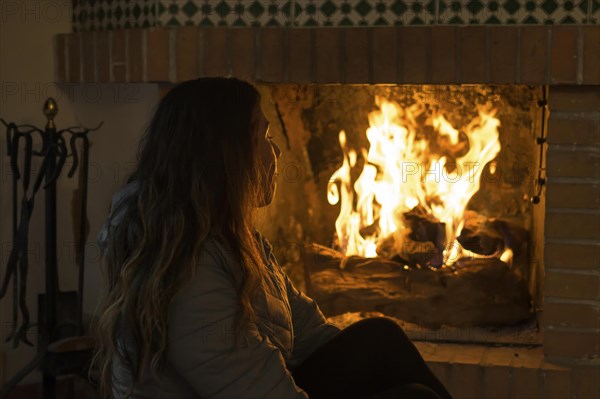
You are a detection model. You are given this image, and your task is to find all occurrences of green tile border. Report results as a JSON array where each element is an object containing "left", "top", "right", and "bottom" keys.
[
  {"left": 73, "top": 0, "right": 158, "bottom": 31},
  {"left": 73, "top": 0, "right": 599, "bottom": 31}
]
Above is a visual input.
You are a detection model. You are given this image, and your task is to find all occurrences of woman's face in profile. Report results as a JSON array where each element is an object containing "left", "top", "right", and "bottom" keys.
[{"left": 255, "top": 108, "right": 281, "bottom": 207}]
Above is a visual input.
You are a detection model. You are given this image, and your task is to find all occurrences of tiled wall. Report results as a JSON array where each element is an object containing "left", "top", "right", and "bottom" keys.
[{"left": 72, "top": 0, "right": 600, "bottom": 31}]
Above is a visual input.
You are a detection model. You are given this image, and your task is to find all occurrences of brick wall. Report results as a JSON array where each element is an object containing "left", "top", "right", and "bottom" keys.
[
  {"left": 55, "top": 25, "right": 600, "bottom": 85},
  {"left": 419, "top": 343, "right": 600, "bottom": 399},
  {"left": 544, "top": 86, "right": 600, "bottom": 361}
]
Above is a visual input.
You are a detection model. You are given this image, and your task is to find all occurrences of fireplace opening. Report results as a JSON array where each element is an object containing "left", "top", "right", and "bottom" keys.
[{"left": 255, "top": 84, "right": 545, "bottom": 345}]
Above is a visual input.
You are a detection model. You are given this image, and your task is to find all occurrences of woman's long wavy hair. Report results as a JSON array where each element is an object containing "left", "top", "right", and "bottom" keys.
[{"left": 91, "top": 77, "right": 269, "bottom": 398}]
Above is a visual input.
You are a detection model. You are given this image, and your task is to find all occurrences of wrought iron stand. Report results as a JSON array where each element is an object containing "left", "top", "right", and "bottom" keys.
[{"left": 0, "top": 98, "right": 101, "bottom": 398}]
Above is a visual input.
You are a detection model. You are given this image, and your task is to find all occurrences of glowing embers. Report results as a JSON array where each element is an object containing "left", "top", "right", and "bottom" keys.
[{"left": 327, "top": 96, "right": 508, "bottom": 267}]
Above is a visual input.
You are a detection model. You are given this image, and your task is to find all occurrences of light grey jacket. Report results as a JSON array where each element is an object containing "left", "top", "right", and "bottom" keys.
[{"left": 98, "top": 182, "right": 341, "bottom": 398}]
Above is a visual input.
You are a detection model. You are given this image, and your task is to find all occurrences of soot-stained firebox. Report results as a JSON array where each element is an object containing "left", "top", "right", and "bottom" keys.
[{"left": 255, "top": 84, "right": 544, "bottom": 330}]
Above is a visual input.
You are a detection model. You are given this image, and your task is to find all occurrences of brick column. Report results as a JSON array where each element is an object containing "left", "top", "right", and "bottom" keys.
[{"left": 543, "top": 86, "right": 600, "bottom": 360}]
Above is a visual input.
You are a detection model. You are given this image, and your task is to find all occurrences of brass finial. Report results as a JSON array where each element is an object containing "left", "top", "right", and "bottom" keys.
[{"left": 43, "top": 97, "right": 58, "bottom": 129}]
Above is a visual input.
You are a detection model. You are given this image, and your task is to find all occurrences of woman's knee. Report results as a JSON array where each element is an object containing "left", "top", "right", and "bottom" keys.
[{"left": 351, "top": 317, "right": 409, "bottom": 341}]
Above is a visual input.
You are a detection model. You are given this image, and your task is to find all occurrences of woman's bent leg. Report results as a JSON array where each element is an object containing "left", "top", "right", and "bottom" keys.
[{"left": 292, "top": 317, "right": 452, "bottom": 399}]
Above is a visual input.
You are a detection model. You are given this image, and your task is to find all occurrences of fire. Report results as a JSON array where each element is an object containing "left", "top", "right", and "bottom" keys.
[{"left": 327, "top": 96, "right": 501, "bottom": 266}]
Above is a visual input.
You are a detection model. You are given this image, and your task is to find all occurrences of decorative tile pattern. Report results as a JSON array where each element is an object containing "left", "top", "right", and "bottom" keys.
[
  {"left": 436, "top": 0, "right": 589, "bottom": 25},
  {"left": 158, "top": 0, "right": 294, "bottom": 27},
  {"left": 73, "top": 0, "right": 600, "bottom": 31},
  {"left": 73, "top": 0, "right": 158, "bottom": 31}
]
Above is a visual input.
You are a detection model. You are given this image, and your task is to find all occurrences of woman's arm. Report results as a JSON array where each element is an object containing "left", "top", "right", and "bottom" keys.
[
  {"left": 167, "top": 244, "right": 309, "bottom": 399},
  {"left": 283, "top": 271, "right": 342, "bottom": 371}
]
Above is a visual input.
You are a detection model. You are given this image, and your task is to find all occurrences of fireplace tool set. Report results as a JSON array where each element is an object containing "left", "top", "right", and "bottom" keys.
[{"left": 0, "top": 98, "right": 101, "bottom": 398}]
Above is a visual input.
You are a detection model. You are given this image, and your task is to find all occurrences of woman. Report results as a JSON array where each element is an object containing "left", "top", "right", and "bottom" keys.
[{"left": 93, "top": 77, "right": 452, "bottom": 399}]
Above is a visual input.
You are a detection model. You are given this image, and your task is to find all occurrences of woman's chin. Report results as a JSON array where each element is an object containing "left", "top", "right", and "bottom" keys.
[
  {"left": 257, "top": 183, "right": 276, "bottom": 208},
  {"left": 257, "top": 196, "right": 272, "bottom": 208}
]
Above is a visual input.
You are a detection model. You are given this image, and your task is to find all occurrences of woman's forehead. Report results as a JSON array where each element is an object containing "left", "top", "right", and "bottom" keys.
[
  {"left": 252, "top": 107, "right": 269, "bottom": 139},
  {"left": 255, "top": 107, "right": 268, "bottom": 125}
]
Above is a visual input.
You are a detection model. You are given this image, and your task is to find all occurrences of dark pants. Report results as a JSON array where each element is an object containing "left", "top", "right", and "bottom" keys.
[{"left": 292, "top": 317, "right": 453, "bottom": 399}]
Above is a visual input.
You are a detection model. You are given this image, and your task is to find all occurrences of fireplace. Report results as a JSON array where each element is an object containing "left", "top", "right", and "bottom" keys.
[
  {"left": 55, "top": 4, "right": 600, "bottom": 395},
  {"left": 256, "top": 83, "right": 541, "bottom": 332}
]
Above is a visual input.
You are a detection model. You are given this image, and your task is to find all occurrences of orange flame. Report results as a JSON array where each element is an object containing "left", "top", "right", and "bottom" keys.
[{"left": 327, "top": 97, "right": 501, "bottom": 266}]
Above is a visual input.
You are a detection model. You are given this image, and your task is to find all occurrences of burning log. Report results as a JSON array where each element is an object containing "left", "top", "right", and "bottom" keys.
[
  {"left": 371, "top": 209, "right": 529, "bottom": 267},
  {"left": 301, "top": 243, "right": 532, "bottom": 328},
  {"left": 489, "top": 218, "right": 529, "bottom": 257},
  {"left": 457, "top": 211, "right": 528, "bottom": 256},
  {"left": 458, "top": 210, "right": 499, "bottom": 255},
  {"left": 403, "top": 205, "right": 446, "bottom": 246},
  {"left": 377, "top": 234, "right": 441, "bottom": 269}
]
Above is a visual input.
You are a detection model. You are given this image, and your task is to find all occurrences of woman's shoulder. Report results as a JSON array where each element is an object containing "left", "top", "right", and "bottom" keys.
[
  {"left": 96, "top": 180, "right": 141, "bottom": 253},
  {"left": 198, "top": 233, "right": 244, "bottom": 272},
  {"left": 174, "top": 234, "right": 244, "bottom": 298},
  {"left": 177, "top": 231, "right": 280, "bottom": 301}
]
